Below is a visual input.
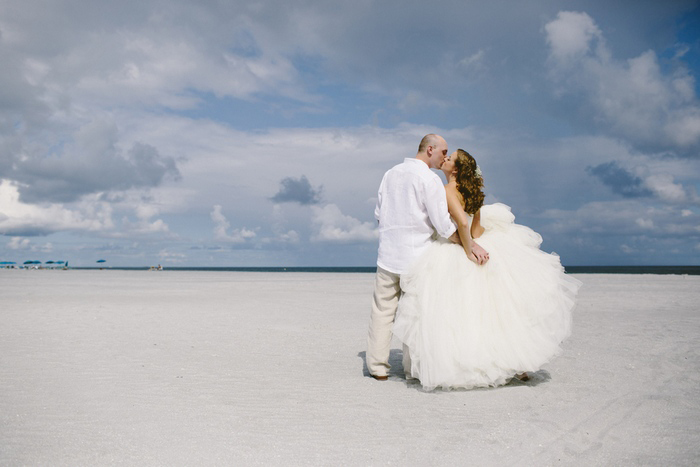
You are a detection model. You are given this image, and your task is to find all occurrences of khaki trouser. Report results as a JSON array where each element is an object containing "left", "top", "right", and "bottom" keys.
[{"left": 367, "top": 267, "right": 412, "bottom": 377}]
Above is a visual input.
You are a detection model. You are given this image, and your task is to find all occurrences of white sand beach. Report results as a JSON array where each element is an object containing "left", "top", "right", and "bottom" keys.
[{"left": 1, "top": 270, "right": 699, "bottom": 465}]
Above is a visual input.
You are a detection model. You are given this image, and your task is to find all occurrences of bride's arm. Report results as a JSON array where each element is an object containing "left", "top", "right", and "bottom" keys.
[
  {"left": 471, "top": 210, "right": 485, "bottom": 239},
  {"left": 469, "top": 210, "right": 489, "bottom": 261},
  {"left": 445, "top": 188, "right": 481, "bottom": 264}
]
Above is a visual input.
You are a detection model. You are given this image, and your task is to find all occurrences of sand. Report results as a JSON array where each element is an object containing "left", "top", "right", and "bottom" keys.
[{"left": 1, "top": 270, "right": 698, "bottom": 465}]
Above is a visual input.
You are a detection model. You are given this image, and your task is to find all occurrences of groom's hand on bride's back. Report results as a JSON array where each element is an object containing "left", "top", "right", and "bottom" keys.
[{"left": 449, "top": 231, "right": 462, "bottom": 245}]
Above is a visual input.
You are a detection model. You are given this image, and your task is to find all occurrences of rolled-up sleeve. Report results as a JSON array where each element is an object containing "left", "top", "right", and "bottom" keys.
[
  {"left": 374, "top": 176, "right": 384, "bottom": 221},
  {"left": 424, "top": 177, "right": 456, "bottom": 239}
]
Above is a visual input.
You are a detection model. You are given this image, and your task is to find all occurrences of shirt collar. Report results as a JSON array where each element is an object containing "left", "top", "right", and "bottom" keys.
[{"left": 405, "top": 157, "right": 430, "bottom": 168}]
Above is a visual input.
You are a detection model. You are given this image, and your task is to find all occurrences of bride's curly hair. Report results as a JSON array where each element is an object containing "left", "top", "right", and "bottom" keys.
[{"left": 453, "top": 149, "right": 484, "bottom": 215}]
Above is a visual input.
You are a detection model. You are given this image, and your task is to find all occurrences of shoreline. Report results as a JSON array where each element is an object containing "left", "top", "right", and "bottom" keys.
[{"left": 3, "top": 265, "right": 700, "bottom": 275}]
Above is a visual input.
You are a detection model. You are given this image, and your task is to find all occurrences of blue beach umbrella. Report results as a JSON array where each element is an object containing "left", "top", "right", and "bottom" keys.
[{"left": 97, "top": 259, "right": 106, "bottom": 263}]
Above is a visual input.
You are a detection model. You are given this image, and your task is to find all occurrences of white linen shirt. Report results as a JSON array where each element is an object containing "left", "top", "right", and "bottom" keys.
[{"left": 374, "top": 158, "right": 457, "bottom": 274}]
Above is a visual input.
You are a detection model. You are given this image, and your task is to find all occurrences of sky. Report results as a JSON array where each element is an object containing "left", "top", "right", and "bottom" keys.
[{"left": 1, "top": 0, "right": 699, "bottom": 267}]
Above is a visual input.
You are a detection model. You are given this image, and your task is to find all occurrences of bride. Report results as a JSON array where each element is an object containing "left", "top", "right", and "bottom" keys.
[{"left": 393, "top": 149, "right": 581, "bottom": 390}]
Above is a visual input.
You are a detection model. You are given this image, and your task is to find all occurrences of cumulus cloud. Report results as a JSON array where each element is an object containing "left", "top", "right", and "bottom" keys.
[
  {"left": 120, "top": 217, "right": 170, "bottom": 237},
  {"left": 643, "top": 174, "right": 694, "bottom": 204},
  {"left": 271, "top": 175, "right": 322, "bottom": 205},
  {"left": 311, "top": 204, "right": 377, "bottom": 243},
  {"left": 264, "top": 230, "right": 300, "bottom": 245},
  {"left": 8, "top": 119, "right": 180, "bottom": 203},
  {"left": 545, "top": 11, "right": 604, "bottom": 63},
  {"left": 0, "top": 180, "right": 113, "bottom": 236},
  {"left": 545, "top": 11, "right": 700, "bottom": 155},
  {"left": 7, "top": 237, "right": 30, "bottom": 250},
  {"left": 210, "top": 205, "right": 256, "bottom": 243},
  {"left": 544, "top": 200, "right": 699, "bottom": 238},
  {"left": 587, "top": 160, "right": 700, "bottom": 205},
  {"left": 0, "top": 177, "right": 176, "bottom": 238},
  {"left": 587, "top": 162, "right": 651, "bottom": 198},
  {"left": 6, "top": 236, "right": 53, "bottom": 253}
]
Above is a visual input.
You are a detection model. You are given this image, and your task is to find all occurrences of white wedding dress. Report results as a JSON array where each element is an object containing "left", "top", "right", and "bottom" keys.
[{"left": 393, "top": 203, "right": 581, "bottom": 390}]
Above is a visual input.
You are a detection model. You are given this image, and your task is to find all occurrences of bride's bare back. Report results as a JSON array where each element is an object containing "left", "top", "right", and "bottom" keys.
[{"left": 445, "top": 181, "right": 484, "bottom": 240}]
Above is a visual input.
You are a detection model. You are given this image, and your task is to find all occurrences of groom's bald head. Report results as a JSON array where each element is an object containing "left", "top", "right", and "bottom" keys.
[
  {"left": 417, "top": 134, "right": 442, "bottom": 154},
  {"left": 417, "top": 134, "right": 448, "bottom": 170}
]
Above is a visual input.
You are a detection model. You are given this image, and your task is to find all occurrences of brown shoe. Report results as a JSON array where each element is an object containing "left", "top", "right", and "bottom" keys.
[{"left": 371, "top": 374, "right": 388, "bottom": 381}]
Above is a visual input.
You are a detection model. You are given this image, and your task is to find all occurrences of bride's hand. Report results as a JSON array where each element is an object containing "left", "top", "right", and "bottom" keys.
[{"left": 472, "top": 242, "right": 489, "bottom": 265}]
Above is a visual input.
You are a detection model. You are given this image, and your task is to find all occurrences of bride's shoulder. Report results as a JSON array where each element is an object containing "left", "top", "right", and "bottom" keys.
[
  {"left": 444, "top": 181, "right": 462, "bottom": 196},
  {"left": 444, "top": 183, "right": 465, "bottom": 204}
]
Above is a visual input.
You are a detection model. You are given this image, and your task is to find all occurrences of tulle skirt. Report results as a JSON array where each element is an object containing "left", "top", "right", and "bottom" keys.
[{"left": 393, "top": 203, "right": 581, "bottom": 390}]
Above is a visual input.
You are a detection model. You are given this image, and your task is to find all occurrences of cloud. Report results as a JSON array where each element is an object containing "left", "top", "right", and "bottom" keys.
[
  {"left": 158, "top": 249, "right": 186, "bottom": 263},
  {"left": 1, "top": 1, "right": 698, "bottom": 267},
  {"left": 587, "top": 160, "right": 700, "bottom": 205},
  {"left": 543, "top": 200, "right": 700, "bottom": 238},
  {"left": 545, "top": 10, "right": 604, "bottom": 63},
  {"left": 545, "top": 11, "right": 700, "bottom": 155},
  {"left": 7, "top": 237, "right": 30, "bottom": 250},
  {"left": 311, "top": 204, "right": 377, "bottom": 243},
  {"left": 8, "top": 119, "right": 181, "bottom": 203},
  {"left": 120, "top": 217, "right": 170, "bottom": 237},
  {"left": 0, "top": 180, "right": 113, "bottom": 236},
  {"left": 620, "top": 244, "right": 635, "bottom": 254},
  {"left": 271, "top": 175, "right": 322, "bottom": 205},
  {"left": 210, "top": 205, "right": 256, "bottom": 243},
  {"left": 643, "top": 173, "right": 695, "bottom": 204},
  {"left": 264, "top": 230, "right": 300, "bottom": 245},
  {"left": 586, "top": 162, "right": 652, "bottom": 198},
  {"left": 0, "top": 175, "right": 179, "bottom": 239},
  {"left": 536, "top": 197, "right": 700, "bottom": 265},
  {"left": 0, "top": 1, "right": 314, "bottom": 109},
  {"left": 6, "top": 236, "right": 53, "bottom": 253}
]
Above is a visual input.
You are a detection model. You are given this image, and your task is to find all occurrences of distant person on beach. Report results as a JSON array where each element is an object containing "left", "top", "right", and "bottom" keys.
[
  {"left": 366, "top": 135, "right": 489, "bottom": 381},
  {"left": 392, "top": 148, "right": 582, "bottom": 390}
]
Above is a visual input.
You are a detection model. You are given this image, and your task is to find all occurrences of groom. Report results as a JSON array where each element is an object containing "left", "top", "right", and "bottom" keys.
[{"left": 367, "top": 134, "right": 487, "bottom": 381}]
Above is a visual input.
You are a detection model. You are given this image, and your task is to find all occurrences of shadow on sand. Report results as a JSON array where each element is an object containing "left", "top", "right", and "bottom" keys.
[{"left": 358, "top": 349, "right": 551, "bottom": 391}]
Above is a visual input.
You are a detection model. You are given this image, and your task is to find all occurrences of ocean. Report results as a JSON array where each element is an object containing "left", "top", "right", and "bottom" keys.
[{"left": 67, "top": 265, "right": 700, "bottom": 275}]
